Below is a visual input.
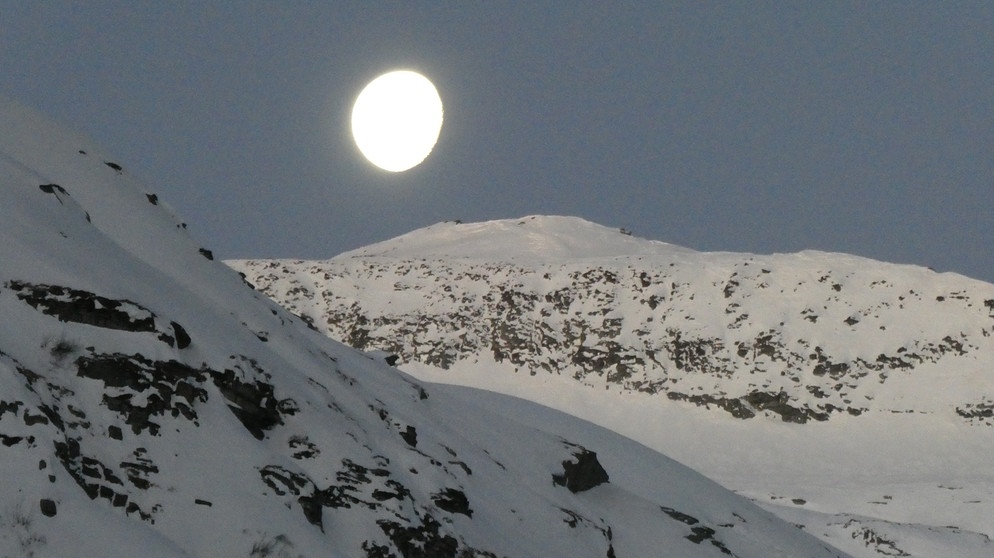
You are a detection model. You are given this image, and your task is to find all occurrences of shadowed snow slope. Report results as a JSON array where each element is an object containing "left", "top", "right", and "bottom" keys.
[
  {"left": 230, "top": 215, "right": 994, "bottom": 558},
  {"left": 0, "top": 99, "right": 852, "bottom": 557}
]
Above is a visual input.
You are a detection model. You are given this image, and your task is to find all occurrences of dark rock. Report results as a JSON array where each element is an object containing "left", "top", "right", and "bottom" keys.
[
  {"left": 121, "top": 453, "right": 159, "bottom": 490},
  {"left": 54, "top": 439, "right": 149, "bottom": 519},
  {"left": 125, "top": 501, "right": 153, "bottom": 522},
  {"left": 112, "top": 492, "right": 128, "bottom": 508},
  {"left": 552, "top": 446, "right": 609, "bottom": 493},
  {"left": 104, "top": 161, "right": 123, "bottom": 172},
  {"left": 685, "top": 525, "right": 733, "bottom": 555},
  {"left": 194, "top": 498, "right": 212, "bottom": 507},
  {"left": 687, "top": 525, "right": 717, "bottom": 544},
  {"left": 0, "top": 400, "right": 22, "bottom": 417},
  {"left": 315, "top": 484, "right": 364, "bottom": 510},
  {"left": 957, "top": 399, "right": 994, "bottom": 423},
  {"left": 289, "top": 435, "right": 320, "bottom": 459},
  {"left": 666, "top": 330, "right": 730, "bottom": 375},
  {"left": 199, "top": 248, "right": 214, "bottom": 260},
  {"left": 377, "top": 515, "right": 459, "bottom": 558},
  {"left": 667, "top": 392, "right": 756, "bottom": 420},
  {"left": 298, "top": 495, "right": 324, "bottom": 530},
  {"left": 277, "top": 398, "right": 299, "bottom": 416},
  {"left": 432, "top": 488, "right": 473, "bottom": 517},
  {"left": 400, "top": 425, "right": 418, "bottom": 447},
  {"left": 23, "top": 412, "right": 49, "bottom": 426},
  {"left": 372, "top": 489, "right": 399, "bottom": 501},
  {"left": 171, "top": 321, "right": 191, "bottom": 349},
  {"left": 811, "top": 347, "right": 851, "bottom": 379},
  {"left": 668, "top": 389, "right": 830, "bottom": 423},
  {"left": 7, "top": 281, "right": 157, "bottom": 333},
  {"left": 39, "top": 183, "right": 69, "bottom": 198},
  {"left": 146, "top": 193, "right": 158, "bottom": 205},
  {"left": 362, "top": 541, "right": 393, "bottom": 557},
  {"left": 76, "top": 353, "right": 209, "bottom": 435},
  {"left": 661, "top": 506, "right": 699, "bottom": 525},
  {"left": 211, "top": 369, "right": 283, "bottom": 439},
  {"left": 108, "top": 425, "right": 123, "bottom": 440},
  {"left": 723, "top": 277, "right": 739, "bottom": 298},
  {"left": 259, "top": 459, "right": 417, "bottom": 530},
  {"left": 336, "top": 458, "right": 375, "bottom": 486},
  {"left": 382, "top": 480, "right": 411, "bottom": 502},
  {"left": 259, "top": 465, "right": 311, "bottom": 497},
  {"left": 742, "top": 390, "right": 825, "bottom": 424},
  {"left": 39, "top": 498, "right": 57, "bottom": 517}
]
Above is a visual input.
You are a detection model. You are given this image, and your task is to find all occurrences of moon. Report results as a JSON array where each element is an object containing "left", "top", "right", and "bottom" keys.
[{"left": 351, "top": 70, "right": 444, "bottom": 172}]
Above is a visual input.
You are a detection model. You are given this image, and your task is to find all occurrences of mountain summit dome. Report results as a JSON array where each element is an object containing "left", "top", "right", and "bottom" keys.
[{"left": 336, "top": 215, "right": 695, "bottom": 263}]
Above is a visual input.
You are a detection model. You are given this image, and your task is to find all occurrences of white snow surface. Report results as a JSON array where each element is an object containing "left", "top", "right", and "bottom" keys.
[
  {"left": 0, "top": 97, "right": 852, "bottom": 556},
  {"left": 231, "top": 214, "right": 994, "bottom": 558},
  {"left": 335, "top": 215, "right": 695, "bottom": 262}
]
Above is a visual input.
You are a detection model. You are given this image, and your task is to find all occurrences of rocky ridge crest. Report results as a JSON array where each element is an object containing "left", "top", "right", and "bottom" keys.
[{"left": 231, "top": 217, "right": 994, "bottom": 425}]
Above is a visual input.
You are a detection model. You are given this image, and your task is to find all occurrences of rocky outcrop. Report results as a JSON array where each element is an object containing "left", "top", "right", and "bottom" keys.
[
  {"left": 431, "top": 488, "right": 472, "bottom": 517},
  {"left": 210, "top": 363, "right": 287, "bottom": 440},
  {"left": 552, "top": 444, "right": 609, "bottom": 493},
  {"left": 76, "top": 352, "right": 209, "bottom": 435},
  {"left": 7, "top": 281, "right": 191, "bottom": 348}
]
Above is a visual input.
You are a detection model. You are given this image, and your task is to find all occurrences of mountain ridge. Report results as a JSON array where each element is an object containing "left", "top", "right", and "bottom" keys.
[
  {"left": 231, "top": 216, "right": 994, "bottom": 422},
  {"left": 230, "top": 214, "right": 994, "bottom": 558}
]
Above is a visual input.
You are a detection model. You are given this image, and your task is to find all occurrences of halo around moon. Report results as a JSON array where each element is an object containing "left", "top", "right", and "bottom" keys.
[{"left": 351, "top": 70, "right": 444, "bottom": 172}]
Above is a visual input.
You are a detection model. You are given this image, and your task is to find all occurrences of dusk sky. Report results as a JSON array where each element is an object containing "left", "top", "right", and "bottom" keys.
[{"left": 3, "top": 3, "right": 992, "bottom": 282}]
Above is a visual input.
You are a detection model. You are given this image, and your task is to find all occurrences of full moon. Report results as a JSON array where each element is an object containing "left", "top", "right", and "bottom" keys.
[{"left": 351, "top": 70, "right": 444, "bottom": 172}]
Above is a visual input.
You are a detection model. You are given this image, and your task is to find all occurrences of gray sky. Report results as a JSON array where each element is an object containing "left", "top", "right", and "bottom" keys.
[{"left": 3, "top": 3, "right": 992, "bottom": 282}]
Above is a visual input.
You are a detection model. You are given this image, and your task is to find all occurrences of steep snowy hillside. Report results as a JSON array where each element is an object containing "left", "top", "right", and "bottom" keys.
[
  {"left": 0, "top": 99, "right": 854, "bottom": 557},
  {"left": 231, "top": 216, "right": 994, "bottom": 558}
]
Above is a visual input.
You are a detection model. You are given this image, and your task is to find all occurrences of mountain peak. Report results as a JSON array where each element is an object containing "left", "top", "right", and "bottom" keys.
[{"left": 335, "top": 215, "right": 695, "bottom": 262}]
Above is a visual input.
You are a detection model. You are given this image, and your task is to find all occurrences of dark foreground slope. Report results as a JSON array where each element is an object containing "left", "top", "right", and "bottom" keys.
[{"left": 0, "top": 96, "right": 848, "bottom": 557}]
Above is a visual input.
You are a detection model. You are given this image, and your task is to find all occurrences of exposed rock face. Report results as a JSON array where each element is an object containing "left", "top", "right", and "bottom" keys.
[
  {"left": 76, "top": 352, "right": 209, "bottom": 435},
  {"left": 39, "top": 498, "right": 57, "bottom": 517},
  {"left": 210, "top": 362, "right": 287, "bottom": 440},
  {"left": 552, "top": 444, "right": 609, "bottom": 493},
  {"left": 431, "top": 488, "right": 473, "bottom": 517},
  {"left": 7, "top": 281, "right": 191, "bottom": 348}
]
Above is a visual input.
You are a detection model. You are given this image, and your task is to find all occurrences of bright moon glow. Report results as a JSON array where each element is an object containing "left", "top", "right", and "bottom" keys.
[{"left": 351, "top": 70, "right": 443, "bottom": 172}]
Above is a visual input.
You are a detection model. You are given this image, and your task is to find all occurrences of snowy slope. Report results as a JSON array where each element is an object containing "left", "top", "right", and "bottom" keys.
[
  {"left": 0, "top": 98, "right": 853, "bottom": 556},
  {"left": 230, "top": 216, "right": 994, "bottom": 558}
]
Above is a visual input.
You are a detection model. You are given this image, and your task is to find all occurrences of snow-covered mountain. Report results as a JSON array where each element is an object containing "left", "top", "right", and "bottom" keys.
[
  {"left": 0, "top": 100, "right": 856, "bottom": 556},
  {"left": 230, "top": 216, "right": 994, "bottom": 558}
]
